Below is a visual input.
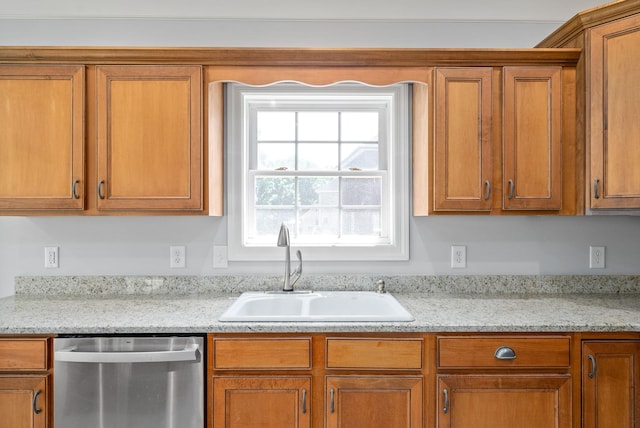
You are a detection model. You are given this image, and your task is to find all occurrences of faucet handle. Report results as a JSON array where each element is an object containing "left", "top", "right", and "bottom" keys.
[{"left": 291, "top": 250, "right": 303, "bottom": 288}]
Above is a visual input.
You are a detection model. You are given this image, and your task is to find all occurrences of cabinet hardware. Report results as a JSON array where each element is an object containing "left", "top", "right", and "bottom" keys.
[
  {"left": 33, "top": 389, "right": 42, "bottom": 415},
  {"left": 594, "top": 179, "right": 600, "bottom": 199},
  {"left": 494, "top": 346, "right": 517, "bottom": 360},
  {"left": 302, "top": 389, "right": 307, "bottom": 414},
  {"left": 72, "top": 179, "right": 80, "bottom": 199},
  {"left": 484, "top": 180, "right": 491, "bottom": 200},
  {"left": 588, "top": 354, "right": 597, "bottom": 378},
  {"left": 330, "top": 388, "right": 335, "bottom": 413},
  {"left": 443, "top": 388, "right": 449, "bottom": 414},
  {"left": 98, "top": 180, "right": 105, "bottom": 200},
  {"left": 508, "top": 179, "right": 515, "bottom": 200}
]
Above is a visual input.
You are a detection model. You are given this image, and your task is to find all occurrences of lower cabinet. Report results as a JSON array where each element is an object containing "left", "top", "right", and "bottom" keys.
[
  {"left": 436, "top": 374, "right": 571, "bottom": 428},
  {"left": 0, "top": 337, "right": 52, "bottom": 428},
  {"left": 582, "top": 340, "right": 640, "bottom": 428},
  {"left": 326, "top": 376, "right": 423, "bottom": 428},
  {"left": 436, "top": 335, "right": 572, "bottom": 428},
  {"left": 209, "top": 334, "right": 425, "bottom": 428},
  {"left": 208, "top": 333, "right": 640, "bottom": 428},
  {"left": 212, "top": 376, "right": 311, "bottom": 428},
  {"left": 0, "top": 376, "right": 48, "bottom": 428}
]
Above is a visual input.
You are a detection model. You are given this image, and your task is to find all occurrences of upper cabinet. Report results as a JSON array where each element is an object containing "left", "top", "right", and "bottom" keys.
[
  {"left": 538, "top": 1, "right": 640, "bottom": 212},
  {"left": 95, "top": 65, "right": 203, "bottom": 211},
  {"left": 502, "top": 66, "right": 562, "bottom": 211},
  {"left": 423, "top": 63, "right": 577, "bottom": 215},
  {"left": 433, "top": 67, "right": 493, "bottom": 212},
  {"left": 588, "top": 14, "right": 640, "bottom": 209},
  {"left": 0, "top": 65, "right": 84, "bottom": 211}
]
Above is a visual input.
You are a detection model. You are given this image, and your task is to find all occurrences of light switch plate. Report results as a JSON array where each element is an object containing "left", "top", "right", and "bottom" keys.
[{"left": 213, "top": 245, "right": 228, "bottom": 268}]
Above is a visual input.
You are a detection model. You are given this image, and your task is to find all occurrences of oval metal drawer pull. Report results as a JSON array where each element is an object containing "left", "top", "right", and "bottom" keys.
[{"left": 494, "top": 346, "right": 517, "bottom": 360}]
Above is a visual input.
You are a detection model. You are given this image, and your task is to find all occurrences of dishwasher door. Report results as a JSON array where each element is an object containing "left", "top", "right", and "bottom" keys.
[{"left": 54, "top": 336, "right": 204, "bottom": 428}]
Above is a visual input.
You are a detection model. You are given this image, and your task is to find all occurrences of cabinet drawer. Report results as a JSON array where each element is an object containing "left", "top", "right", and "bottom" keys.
[
  {"left": 326, "top": 338, "right": 423, "bottom": 370},
  {"left": 0, "top": 338, "right": 49, "bottom": 371},
  {"left": 438, "top": 336, "right": 570, "bottom": 368},
  {"left": 213, "top": 338, "right": 311, "bottom": 370}
]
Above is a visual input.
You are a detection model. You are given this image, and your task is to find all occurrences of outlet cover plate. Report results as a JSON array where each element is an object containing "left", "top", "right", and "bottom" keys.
[
  {"left": 589, "top": 246, "right": 605, "bottom": 269},
  {"left": 451, "top": 245, "right": 466, "bottom": 269}
]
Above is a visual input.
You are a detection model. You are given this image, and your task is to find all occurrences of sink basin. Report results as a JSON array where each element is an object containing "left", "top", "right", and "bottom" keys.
[{"left": 219, "top": 291, "right": 414, "bottom": 322}]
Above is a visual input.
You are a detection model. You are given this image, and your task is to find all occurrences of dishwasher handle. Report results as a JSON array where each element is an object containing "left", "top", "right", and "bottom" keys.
[{"left": 55, "top": 343, "right": 200, "bottom": 364}]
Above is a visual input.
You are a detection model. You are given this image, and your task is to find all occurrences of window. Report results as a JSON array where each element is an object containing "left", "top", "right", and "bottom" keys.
[{"left": 227, "top": 82, "right": 409, "bottom": 261}]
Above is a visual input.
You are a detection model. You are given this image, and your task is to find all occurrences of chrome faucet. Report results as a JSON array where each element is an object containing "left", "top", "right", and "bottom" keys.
[{"left": 277, "top": 223, "right": 302, "bottom": 292}]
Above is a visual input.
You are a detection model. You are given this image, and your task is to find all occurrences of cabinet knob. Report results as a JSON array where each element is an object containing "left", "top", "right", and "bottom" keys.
[
  {"left": 494, "top": 346, "right": 517, "bottom": 360},
  {"left": 302, "top": 389, "right": 307, "bottom": 414},
  {"left": 484, "top": 180, "right": 491, "bottom": 201},
  {"left": 593, "top": 179, "right": 600, "bottom": 199}
]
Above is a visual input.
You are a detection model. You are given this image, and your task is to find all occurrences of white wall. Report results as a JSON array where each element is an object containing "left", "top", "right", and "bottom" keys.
[{"left": 1, "top": 0, "right": 638, "bottom": 298}]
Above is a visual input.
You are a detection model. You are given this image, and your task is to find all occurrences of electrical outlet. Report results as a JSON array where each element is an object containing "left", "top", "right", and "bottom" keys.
[
  {"left": 170, "top": 246, "right": 186, "bottom": 268},
  {"left": 44, "top": 246, "right": 59, "bottom": 268},
  {"left": 451, "top": 245, "right": 466, "bottom": 269},
  {"left": 589, "top": 246, "right": 605, "bottom": 269},
  {"left": 213, "top": 245, "right": 228, "bottom": 268}
]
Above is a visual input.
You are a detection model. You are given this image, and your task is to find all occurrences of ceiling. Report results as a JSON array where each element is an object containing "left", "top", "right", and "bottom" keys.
[{"left": 0, "top": 0, "right": 610, "bottom": 22}]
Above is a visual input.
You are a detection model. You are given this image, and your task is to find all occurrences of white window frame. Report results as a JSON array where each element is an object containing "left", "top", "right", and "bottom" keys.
[{"left": 227, "top": 82, "right": 409, "bottom": 261}]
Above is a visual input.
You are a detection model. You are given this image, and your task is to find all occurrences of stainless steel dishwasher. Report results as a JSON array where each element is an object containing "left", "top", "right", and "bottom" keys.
[{"left": 54, "top": 335, "right": 204, "bottom": 428}]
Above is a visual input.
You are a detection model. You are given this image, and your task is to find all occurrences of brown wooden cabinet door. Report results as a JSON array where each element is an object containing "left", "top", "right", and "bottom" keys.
[
  {"left": 326, "top": 376, "right": 423, "bottom": 428},
  {"left": 96, "top": 65, "right": 202, "bottom": 211},
  {"left": 503, "top": 67, "right": 562, "bottom": 210},
  {"left": 589, "top": 14, "right": 640, "bottom": 209},
  {"left": 0, "top": 65, "right": 84, "bottom": 211},
  {"left": 0, "top": 376, "right": 47, "bottom": 428},
  {"left": 583, "top": 341, "right": 640, "bottom": 428},
  {"left": 212, "top": 376, "right": 311, "bottom": 428},
  {"left": 434, "top": 67, "right": 493, "bottom": 211},
  {"left": 437, "top": 374, "right": 571, "bottom": 428}
]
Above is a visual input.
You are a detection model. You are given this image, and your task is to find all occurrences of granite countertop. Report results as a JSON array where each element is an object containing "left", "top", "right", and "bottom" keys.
[{"left": 1, "top": 275, "right": 639, "bottom": 334}]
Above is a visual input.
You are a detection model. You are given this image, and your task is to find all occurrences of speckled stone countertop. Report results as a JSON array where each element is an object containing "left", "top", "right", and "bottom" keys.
[{"left": 0, "top": 275, "right": 639, "bottom": 334}]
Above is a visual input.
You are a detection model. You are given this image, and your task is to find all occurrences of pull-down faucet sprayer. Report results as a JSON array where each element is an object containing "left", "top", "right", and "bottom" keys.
[{"left": 277, "top": 223, "right": 302, "bottom": 292}]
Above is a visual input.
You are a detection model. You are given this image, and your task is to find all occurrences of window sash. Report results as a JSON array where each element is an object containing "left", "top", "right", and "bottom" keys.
[{"left": 227, "top": 82, "right": 409, "bottom": 261}]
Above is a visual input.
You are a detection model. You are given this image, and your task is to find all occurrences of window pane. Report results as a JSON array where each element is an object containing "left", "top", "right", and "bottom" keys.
[
  {"left": 255, "top": 177, "right": 295, "bottom": 205},
  {"left": 341, "top": 111, "right": 379, "bottom": 141},
  {"left": 257, "top": 111, "right": 295, "bottom": 141},
  {"left": 341, "top": 143, "right": 379, "bottom": 170},
  {"left": 255, "top": 209, "right": 295, "bottom": 235},
  {"left": 298, "top": 112, "right": 338, "bottom": 141},
  {"left": 298, "top": 177, "right": 338, "bottom": 206},
  {"left": 342, "top": 177, "right": 381, "bottom": 205},
  {"left": 298, "top": 207, "right": 339, "bottom": 237},
  {"left": 341, "top": 209, "right": 381, "bottom": 236},
  {"left": 257, "top": 143, "right": 295, "bottom": 170},
  {"left": 298, "top": 143, "right": 338, "bottom": 170}
]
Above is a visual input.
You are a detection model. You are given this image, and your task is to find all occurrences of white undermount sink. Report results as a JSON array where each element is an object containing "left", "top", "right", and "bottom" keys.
[{"left": 219, "top": 291, "right": 414, "bottom": 322}]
